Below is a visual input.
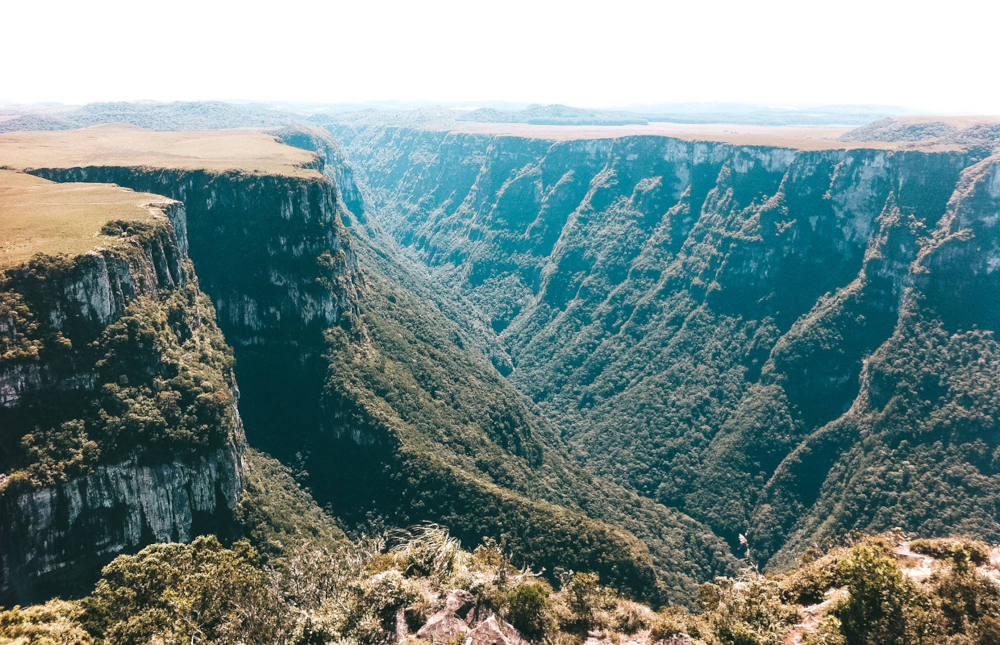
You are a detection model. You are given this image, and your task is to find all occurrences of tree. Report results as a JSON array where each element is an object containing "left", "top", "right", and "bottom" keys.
[
  {"left": 833, "top": 544, "right": 934, "bottom": 645},
  {"left": 81, "top": 536, "right": 285, "bottom": 644}
]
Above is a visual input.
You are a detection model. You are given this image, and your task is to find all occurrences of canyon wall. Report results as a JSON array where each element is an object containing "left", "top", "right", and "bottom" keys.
[
  {"left": 331, "top": 125, "right": 1000, "bottom": 563},
  {"left": 28, "top": 167, "right": 365, "bottom": 460},
  {"left": 0, "top": 200, "right": 245, "bottom": 603}
]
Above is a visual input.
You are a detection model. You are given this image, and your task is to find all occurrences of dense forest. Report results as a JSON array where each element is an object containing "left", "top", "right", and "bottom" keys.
[{"left": 331, "top": 125, "right": 1000, "bottom": 567}]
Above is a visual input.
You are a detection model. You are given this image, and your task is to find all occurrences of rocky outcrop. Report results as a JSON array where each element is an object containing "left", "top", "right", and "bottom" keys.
[
  {"left": 27, "top": 167, "right": 362, "bottom": 341},
  {"left": 0, "top": 438, "right": 244, "bottom": 604},
  {"left": 0, "top": 200, "right": 187, "bottom": 410},
  {"left": 416, "top": 589, "right": 475, "bottom": 642},
  {"left": 463, "top": 615, "right": 527, "bottom": 645},
  {"left": 272, "top": 125, "right": 372, "bottom": 229}
]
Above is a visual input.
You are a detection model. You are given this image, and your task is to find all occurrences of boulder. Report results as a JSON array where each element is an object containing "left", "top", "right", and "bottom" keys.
[
  {"left": 415, "top": 589, "right": 476, "bottom": 643},
  {"left": 417, "top": 614, "right": 471, "bottom": 643},
  {"left": 655, "top": 635, "right": 693, "bottom": 645},
  {"left": 445, "top": 588, "right": 475, "bottom": 618},
  {"left": 463, "top": 616, "right": 527, "bottom": 645}
]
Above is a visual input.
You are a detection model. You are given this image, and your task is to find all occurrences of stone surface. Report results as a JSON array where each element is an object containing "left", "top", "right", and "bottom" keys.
[
  {"left": 418, "top": 613, "right": 471, "bottom": 643},
  {"left": 416, "top": 589, "right": 476, "bottom": 642},
  {"left": 30, "top": 166, "right": 365, "bottom": 462},
  {"left": 463, "top": 616, "right": 527, "bottom": 645},
  {"left": 444, "top": 588, "right": 475, "bottom": 617},
  {"left": 0, "top": 439, "right": 244, "bottom": 603}
]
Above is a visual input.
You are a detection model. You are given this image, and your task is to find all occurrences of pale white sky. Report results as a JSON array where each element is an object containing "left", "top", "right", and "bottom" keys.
[{"left": 3, "top": 0, "right": 998, "bottom": 114}]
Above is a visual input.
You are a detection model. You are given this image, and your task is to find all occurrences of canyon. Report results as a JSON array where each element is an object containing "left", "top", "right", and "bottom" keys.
[
  {"left": 330, "top": 120, "right": 1000, "bottom": 568},
  {"left": 0, "top": 113, "right": 997, "bottom": 625}
]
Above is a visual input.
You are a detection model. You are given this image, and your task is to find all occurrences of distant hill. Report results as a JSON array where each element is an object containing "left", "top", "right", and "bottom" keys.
[
  {"left": 0, "top": 100, "right": 299, "bottom": 132},
  {"left": 841, "top": 116, "right": 1000, "bottom": 148},
  {"left": 458, "top": 103, "right": 649, "bottom": 125}
]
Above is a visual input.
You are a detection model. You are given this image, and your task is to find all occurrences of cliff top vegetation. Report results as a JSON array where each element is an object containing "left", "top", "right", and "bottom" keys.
[
  {"left": 0, "top": 170, "right": 171, "bottom": 267},
  {"left": 0, "top": 125, "right": 323, "bottom": 178}
]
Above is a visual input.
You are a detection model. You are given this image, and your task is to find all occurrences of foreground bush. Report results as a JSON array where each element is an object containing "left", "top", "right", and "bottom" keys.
[{"left": 3, "top": 530, "right": 1000, "bottom": 644}]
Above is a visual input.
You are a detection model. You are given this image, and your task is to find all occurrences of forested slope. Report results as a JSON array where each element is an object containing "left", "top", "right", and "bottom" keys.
[{"left": 329, "top": 124, "right": 1000, "bottom": 566}]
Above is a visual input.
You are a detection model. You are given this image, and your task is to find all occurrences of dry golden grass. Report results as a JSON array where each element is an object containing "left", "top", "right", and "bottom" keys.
[
  {"left": 0, "top": 170, "right": 174, "bottom": 269},
  {"left": 439, "top": 121, "right": 962, "bottom": 151},
  {"left": 0, "top": 124, "right": 322, "bottom": 178}
]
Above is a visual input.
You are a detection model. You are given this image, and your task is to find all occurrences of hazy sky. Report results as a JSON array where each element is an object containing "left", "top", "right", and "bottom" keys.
[{"left": 4, "top": 0, "right": 997, "bottom": 113}]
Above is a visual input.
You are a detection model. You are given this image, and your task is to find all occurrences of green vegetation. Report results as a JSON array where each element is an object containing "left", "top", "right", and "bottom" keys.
[
  {"left": 4, "top": 530, "right": 998, "bottom": 645},
  {"left": 80, "top": 536, "right": 281, "bottom": 645},
  {"left": 765, "top": 307, "right": 1000, "bottom": 565},
  {"left": 334, "top": 125, "right": 1000, "bottom": 573},
  {"left": 833, "top": 544, "right": 928, "bottom": 644},
  {"left": 304, "top": 259, "right": 734, "bottom": 603},
  {"left": 235, "top": 448, "right": 349, "bottom": 560},
  {"left": 909, "top": 538, "right": 991, "bottom": 566},
  {"left": 5, "top": 119, "right": 999, "bottom": 645},
  {"left": 1, "top": 285, "right": 237, "bottom": 492},
  {"left": 0, "top": 599, "right": 93, "bottom": 645},
  {"left": 506, "top": 582, "right": 552, "bottom": 639}
]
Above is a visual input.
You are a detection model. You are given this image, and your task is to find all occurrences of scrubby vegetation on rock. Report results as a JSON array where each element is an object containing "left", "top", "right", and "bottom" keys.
[
  {"left": 3, "top": 529, "right": 998, "bottom": 645},
  {"left": 1, "top": 285, "right": 237, "bottom": 492}
]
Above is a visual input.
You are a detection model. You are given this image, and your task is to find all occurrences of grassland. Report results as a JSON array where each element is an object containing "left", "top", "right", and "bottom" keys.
[
  {"left": 0, "top": 170, "right": 173, "bottom": 268},
  {"left": 440, "top": 120, "right": 963, "bottom": 151},
  {"left": 0, "top": 124, "right": 322, "bottom": 178}
]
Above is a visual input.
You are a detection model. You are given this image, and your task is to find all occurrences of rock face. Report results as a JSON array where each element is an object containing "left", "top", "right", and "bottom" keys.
[
  {"left": 27, "top": 167, "right": 362, "bottom": 340},
  {"left": 416, "top": 589, "right": 475, "bottom": 642},
  {"left": 331, "top": 125, "right": 1000, "bottom": 563},
  {"left": 0, "top": 439, "right": 243, "bottom": 604},
  {"left": 0, "top": 201, "right": 188, "bottom": 411},
  {"left": 28, "top": 166, "right": 364, "bottom": 462},
  {"left": 463, "top": 615, "right": 527, "bottom": 645},
  {"left": 1, "top": 163, "right": 363, "bottom": 601},
  {"left": 0, "top": 193, "right": 247, "bottom": 604}
]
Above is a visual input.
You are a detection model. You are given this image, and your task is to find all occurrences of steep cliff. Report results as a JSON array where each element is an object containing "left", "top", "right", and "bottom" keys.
[
  {"left": 0, "top": 175, "right": 245, "bottom": 603},
  {"left": 330, "top": 124, "right": 1000, "bottom": 564},
  {"left": 27, "top": 166, "right": 364, "bottom": 460}
]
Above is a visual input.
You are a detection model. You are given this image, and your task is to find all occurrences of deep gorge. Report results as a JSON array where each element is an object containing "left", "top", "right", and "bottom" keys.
[
  {"left": 329, "top": 125, "right": 1000, "bottom": 566},
  {"left": 2, "top": 122, "right": 999, "bottom": 611}
]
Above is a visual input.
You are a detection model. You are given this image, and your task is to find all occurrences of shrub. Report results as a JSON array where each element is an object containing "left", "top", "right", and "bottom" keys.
[
  {"left": 80, "top": 536, "right": 284, "bottom": 645},
  {"left": 338, "top": 570, "right": 419, "bottom": 644},
  {"left": 505, "top": 582, "right": 552, "bottom": 639},
  {"left": 930, "top": 546, "right": 1000, "bottom": 636},
  {"left": 0, "top": 599, "right": 93, "bottom": 645},
  {"left": 803, "top": 615, "right": 847, "bottom": 645},
  {"left": 701, "top": 568, "right": 797, "bottom": 645},
  {"left": 565, "top": 572, "right": 601, "bottom": 626},
  {"left": 389, "top": 524, "right": 463, "bottom": 580},
  {"left": 780, "top": 550, "right": 843, "bottom": 605},
  {"left": 651, "top": 606, "right": 707, "bottom": 642},
  {"left": 833, "top": 544, "right": 933, "bottom": 645}
]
